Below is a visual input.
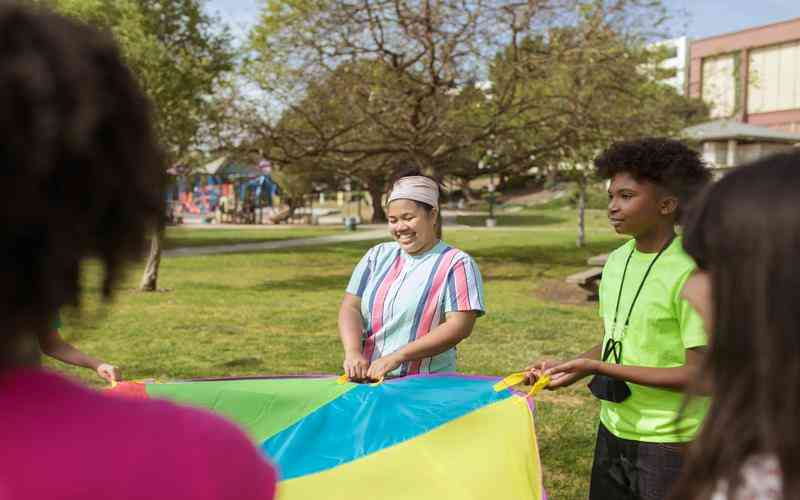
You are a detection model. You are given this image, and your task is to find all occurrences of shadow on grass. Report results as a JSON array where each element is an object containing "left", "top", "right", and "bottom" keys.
[
  {"left": 177, "top": 275, "right": 351, "bottom": 292},
  {"left": 216, "top": 357, "right": 262, "bottom": 368},
  {"left": 456, "top": 214, "right": 564, "bottom": 227}
]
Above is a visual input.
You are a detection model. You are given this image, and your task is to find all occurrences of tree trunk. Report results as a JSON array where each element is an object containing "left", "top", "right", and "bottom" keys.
[
  {"left": 139, "top": 232, "right": 163, "bottom": 291},
  {"left": 460, "top": 178, "right": 479, "bottom": 203},
  {"left": 546, "top": 165, "right": 559, "bottom": 188},
  {"left": 286, "top": 198, "right": 298, "bottom": 219},
  {"left": 368, "top": 185, "right": 387, "bottom": 223},
  {"left": 576, "top": 180, "right": 586, "bottom": 248}
]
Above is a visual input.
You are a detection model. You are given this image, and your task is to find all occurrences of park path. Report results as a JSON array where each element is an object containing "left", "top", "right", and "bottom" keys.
[
  {"left": 163, "top": 209, "right": 611, "bottom": 258},
  {"left": 163, "top": 228, "right": 389, "bottom": 257}
]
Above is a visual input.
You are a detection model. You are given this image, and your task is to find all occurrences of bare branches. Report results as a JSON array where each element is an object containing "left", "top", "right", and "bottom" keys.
[{"left": 234, "top": 0, "right": 700, "bottom": 217}]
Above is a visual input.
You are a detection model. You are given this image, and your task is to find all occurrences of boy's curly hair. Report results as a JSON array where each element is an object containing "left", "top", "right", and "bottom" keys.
[
  {"left": 594, "top": 138, "right": 711, "bottom": 219},
  {"left": 0, "top": 3, "right": 165, "bottom": 346}
]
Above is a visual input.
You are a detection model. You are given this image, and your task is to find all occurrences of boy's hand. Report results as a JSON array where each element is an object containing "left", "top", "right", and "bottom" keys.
[
  {"left": 524, "top": 359, "right": 560, "bottom": 385},
  {"left": 545, "top": 359, "right": 600, "bottom": 389}
]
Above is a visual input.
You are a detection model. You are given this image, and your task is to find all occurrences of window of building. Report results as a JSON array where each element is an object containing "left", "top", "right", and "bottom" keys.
[
  {"left": 748, "top": 40, "right": 800, "bottom": 114},
  {"left": 703, "top": 54, "right": 738, "bottom": 118}
]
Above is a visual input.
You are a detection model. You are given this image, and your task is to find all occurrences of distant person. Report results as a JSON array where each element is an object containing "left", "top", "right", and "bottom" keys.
[
  {"left": 339, "top": 169, "right": 485, "bottom": 381},
  {"left": 39, "top": 315, "right": 120, "bottom": 383},
  {"left": 526, "top": 138, "right": 711, "bottom": 500},
  {"left": 670, "top": 151, "right": 800, "bottom": 500},
  {"left": 0, "top": 4, "right": 276, "bottom": 499}
]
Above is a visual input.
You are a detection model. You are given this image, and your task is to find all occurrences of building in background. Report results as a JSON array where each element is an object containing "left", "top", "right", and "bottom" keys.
[
  {"left": 688, "top": 17, "right": 800, "bottom": 133},
  {"left": 650, "top": 36, "right": 689, "bottom": 95},
  {"left": 683, "top": 120, "right": 800, "bottom": 171}
]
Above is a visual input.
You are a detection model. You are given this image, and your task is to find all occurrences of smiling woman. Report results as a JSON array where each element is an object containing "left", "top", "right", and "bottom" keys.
[{"left": 338, "top": 170, "right": 485, "bottom": 381}]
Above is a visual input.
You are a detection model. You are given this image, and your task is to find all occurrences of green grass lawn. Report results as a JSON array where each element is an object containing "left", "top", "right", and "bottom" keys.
[
  {"left": 457, "top": 204, "right": 611, "bottom": 231},
  {"left": 164, "top": 226, "right": 345, "bottom": 249},
  {"left": 50, "top": 207, "right": 624, "bottom": 500}
]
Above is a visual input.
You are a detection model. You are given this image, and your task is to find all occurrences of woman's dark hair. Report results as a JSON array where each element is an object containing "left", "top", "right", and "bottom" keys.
[
  {"left": 0, "top": 3, "right": 165, "bottom": 362},
  {"left": 671, "top": 151, "right": 800, "bottom": 500},
  {"left": 594, "top": 138, "right": 711, "bottom": 220},
  {"left": 390, "top": 167, "right": 444, "bottom": 239}
]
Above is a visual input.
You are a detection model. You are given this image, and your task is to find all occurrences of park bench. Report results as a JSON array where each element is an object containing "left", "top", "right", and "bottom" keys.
[
  {"left": 587, "top": 254, "right": 608, "bottom": 266},
  {"left": 565, "top": 254, "right": 608, "bottom": 299}
]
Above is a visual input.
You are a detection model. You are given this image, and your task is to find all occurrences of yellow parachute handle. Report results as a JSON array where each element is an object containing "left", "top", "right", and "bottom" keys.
[
  {"left": 493, "top": 372, "right": 550, "bottom": 398},
  {"left": 492, "top": 372, "right": 527, "bottom": 392},
  {"left": 527, "top": 374, "right": 551, "bottom": 397},
  {"left": 337, "top": 374, "right": 384, "bottom": 386}
]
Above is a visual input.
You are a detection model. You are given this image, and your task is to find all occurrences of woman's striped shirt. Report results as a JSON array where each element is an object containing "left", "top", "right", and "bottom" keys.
[{"left": 346, "top": 240, "right": 485, "bottom": 376}]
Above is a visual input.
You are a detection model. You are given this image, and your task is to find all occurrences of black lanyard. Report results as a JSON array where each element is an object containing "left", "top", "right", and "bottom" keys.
[
  {"left": 603, "top": 236, "right": 675, "bottom": 362},
  {"left": 612, "top": 235, "right": 675, "bottom": 329}
]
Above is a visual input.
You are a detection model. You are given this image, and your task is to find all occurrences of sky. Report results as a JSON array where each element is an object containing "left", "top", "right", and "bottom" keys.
[
  {"left": 664, "top": 0, "right": 799, "bottom": 39},
  {"left": 205, "top": 0, "right": 799, "bottom": 42}
]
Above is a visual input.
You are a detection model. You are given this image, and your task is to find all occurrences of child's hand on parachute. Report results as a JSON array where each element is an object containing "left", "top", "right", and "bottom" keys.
[
  {"left": 96, "top": 363, "right": 120, "bottom": 384},
  {"left": 544, "top": 358, "right": 600, "bottom": 389},
  {"left": 524, "top": 359, "right": 560, "bottom": 386}
]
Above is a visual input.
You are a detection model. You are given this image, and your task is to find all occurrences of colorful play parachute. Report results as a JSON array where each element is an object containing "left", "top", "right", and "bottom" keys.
[{"left": 109, "top": 373, "right": 547, "bottom": 499}]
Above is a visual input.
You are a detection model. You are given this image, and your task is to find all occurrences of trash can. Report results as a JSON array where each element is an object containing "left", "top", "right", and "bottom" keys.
[{"left": 344, "top": 216, "right": 358, "bottom": 231}]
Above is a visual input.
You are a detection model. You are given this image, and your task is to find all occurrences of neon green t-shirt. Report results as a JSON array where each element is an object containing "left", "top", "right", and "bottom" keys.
[{"left": 598, "top": 237, "right": 709, "bottom": 443}]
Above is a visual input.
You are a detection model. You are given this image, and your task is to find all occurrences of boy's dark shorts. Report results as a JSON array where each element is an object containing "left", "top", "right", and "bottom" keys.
[{"left": 589, "top": 423, "right": 686, "bottom": 500}]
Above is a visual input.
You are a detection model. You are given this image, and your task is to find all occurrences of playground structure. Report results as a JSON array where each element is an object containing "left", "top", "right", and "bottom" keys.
[
  {"left": 165, "top": 158, "right": 384, "bottom": 227},
  {"left": 167, "top": 159, "right": 291, "bottom": 225}
]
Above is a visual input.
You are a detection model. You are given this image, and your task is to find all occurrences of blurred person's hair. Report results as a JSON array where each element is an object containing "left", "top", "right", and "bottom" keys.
[
  {"left": 672, "top": 151, "right": 800, "bottom": 499},
  {"left": 0, "top": 2, "right": 164, "bottom": 366}
]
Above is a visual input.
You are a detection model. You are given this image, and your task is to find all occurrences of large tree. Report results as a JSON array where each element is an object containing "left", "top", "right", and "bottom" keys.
[
  {"left": 48, "top": 0, "right": 235, "bottom": 289},
  {"left": 240, "top": 0, "right": 701, "bottom": 223},
  {"left": 491, "top": 8, "right": 708, "bottom": 246},
  {"left": 247, "top": 59, "right": 468, "bottom": 222}
]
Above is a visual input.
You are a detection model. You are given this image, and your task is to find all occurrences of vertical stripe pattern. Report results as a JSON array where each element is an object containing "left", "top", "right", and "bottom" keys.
[{"left": 345, "top": 241, "right": 485, "bottom": 376}]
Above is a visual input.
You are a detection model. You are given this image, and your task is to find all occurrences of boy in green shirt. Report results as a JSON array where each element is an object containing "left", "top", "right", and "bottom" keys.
[{"left": 527, "top": 138, "right": 711, "bottom": 500}]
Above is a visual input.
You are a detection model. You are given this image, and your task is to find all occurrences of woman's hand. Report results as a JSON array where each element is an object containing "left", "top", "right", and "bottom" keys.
[
  {"left": 343, "top": 349, "right": 369, "bottom": 381},
  {"left": 545, "top": 358, "right": 600, "bottom": 389},
  {"left": 366, "top": 352, "right": 404, "bottom": 381},
  {"left": 96, "top": 363, "right": 121, "bottom": 383}
]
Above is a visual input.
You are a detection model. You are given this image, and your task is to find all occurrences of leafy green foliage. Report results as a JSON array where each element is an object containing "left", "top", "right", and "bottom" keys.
[
  {"left": 242, "top": 0, "right": 706, "bottom": 228},
  {"left": 48, "top": 0, "right": 235, "bottom": 159}
]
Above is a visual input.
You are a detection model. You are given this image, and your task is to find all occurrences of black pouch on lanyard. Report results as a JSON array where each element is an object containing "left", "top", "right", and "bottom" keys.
[
  {"left": 588, "top": 338, "right": 631, "bottom": 403},
  {"left": 589, "top": 236, "right": 674, "bottom": 404}
]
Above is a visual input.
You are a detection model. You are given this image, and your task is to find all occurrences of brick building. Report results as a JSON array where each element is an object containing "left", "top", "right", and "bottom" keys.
[{"left": 688, "top": 17, "right": 800, "bottom": 133}]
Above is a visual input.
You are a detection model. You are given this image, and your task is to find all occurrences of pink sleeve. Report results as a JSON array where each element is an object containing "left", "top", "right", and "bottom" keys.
[{"left": 174, "top": 407, "right": 278, "bottom": 500}]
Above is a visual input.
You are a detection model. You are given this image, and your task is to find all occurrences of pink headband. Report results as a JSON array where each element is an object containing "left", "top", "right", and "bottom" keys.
[{"left": 386, "top": 176, "right": 439, "bottom": 209}]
